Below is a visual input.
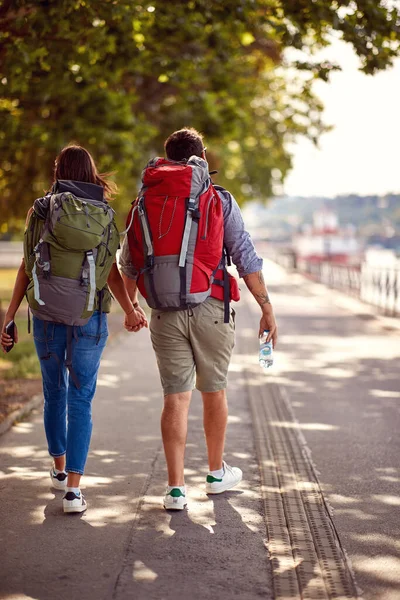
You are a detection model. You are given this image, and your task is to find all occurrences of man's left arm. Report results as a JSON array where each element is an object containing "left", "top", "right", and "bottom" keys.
[
  {"left": 220, "top": 190, "right": 278, "bottom": 347},
  {"left": 242, "top": 271, "right": 277, "bottom": 346},
  {"left": 118, "top": 236, "right": 148, "bottom": 331}
]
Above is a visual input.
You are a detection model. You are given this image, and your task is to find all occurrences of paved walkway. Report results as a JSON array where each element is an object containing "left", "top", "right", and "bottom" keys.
[{"left": 0, "top": 259, "right": 399, "bottom": 600}]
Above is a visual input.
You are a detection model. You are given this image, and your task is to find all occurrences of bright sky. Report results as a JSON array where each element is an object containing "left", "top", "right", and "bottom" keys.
[{"left": 284, "top": 41, "right": 400, "bottom": 198}]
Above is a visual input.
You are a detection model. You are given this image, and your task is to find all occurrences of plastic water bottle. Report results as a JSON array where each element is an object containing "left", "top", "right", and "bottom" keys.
[{"left": 259, "top": 330, "right": 273, "bottom": 369}]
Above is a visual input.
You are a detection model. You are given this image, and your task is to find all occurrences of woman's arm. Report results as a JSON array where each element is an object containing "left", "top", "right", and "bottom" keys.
[
  {"left": 107, "top": 263, "right": 147, "bottom": 329},
  {"left": 1, "top": 259, "right": 30, "bottom": 349},
  {"left": 122, "top": 273, "right": 138, "bottom": 303}
]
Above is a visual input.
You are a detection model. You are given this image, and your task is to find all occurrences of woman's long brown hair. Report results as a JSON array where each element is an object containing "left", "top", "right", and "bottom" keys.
[{"left": 53, "top": 144, "right": 117, "bottom": 200}]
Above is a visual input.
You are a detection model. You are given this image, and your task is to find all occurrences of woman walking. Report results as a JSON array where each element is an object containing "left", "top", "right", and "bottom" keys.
[{"left": 1, "top": 145, "right": 146, "bottom": 513}]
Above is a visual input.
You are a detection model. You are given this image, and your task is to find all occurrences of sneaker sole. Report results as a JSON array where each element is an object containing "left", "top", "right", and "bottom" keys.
[
  {"left": 206, "top": 475, "right": 243, "bottom": 495},
  {"left": 63, "top": 502, "right": 87, "bottom": 514},
  {"left": 163, "top": 501, "right": 187, "bottom": 511}
]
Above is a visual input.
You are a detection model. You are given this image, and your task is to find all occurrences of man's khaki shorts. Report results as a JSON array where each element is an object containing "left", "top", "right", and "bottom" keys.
[{"left": 150, "top": 298, "right": 235, "bottom": 396}]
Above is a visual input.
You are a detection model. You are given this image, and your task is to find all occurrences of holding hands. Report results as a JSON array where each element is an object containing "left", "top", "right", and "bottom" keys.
[{"left": 124, "top": 303, "right": 148, "bottom": 333}]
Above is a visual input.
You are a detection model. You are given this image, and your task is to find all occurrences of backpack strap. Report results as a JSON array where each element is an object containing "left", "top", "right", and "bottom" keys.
[
  {"left": 86, "top": 251, "right": 96, "bottom": 311},
  {"left": 212, "top": 247, "right": 231, "bottom": 324},
  {"left": 179, "top": 197, "right": 200, "bottom": 267},
  {"left": 32, "top": 238, "right": 51, "bottom": 306},
  {"left": 120, "top": 203, "right": 138, "bottom": 236},
  {"left": 138, "top": 197, "right": 154, "bottom": 260},
  {"left": 223, "top": 267, "right": 230, "bottom": 324},
  {"left": 223, "top": 247, "right": 231, "bottom": 323},
  {"left": 96, "top": 289, "right": 104, "bottom": 345},
  {"left": 66, "top": 326, "right": 81, "bottom": 389}
]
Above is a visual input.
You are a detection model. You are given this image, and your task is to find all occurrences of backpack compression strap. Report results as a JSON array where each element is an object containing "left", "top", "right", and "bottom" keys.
[
  {"left": 66, "top": 326, "right": 81, "bottom": 389},
  {"left": 137, "top": 196, "right": 161, "bottom": 308},
  {"left": 86, "top": 251, "right": 96, "bottom": 312},
  {"left": 32, "top": 239, "right": 51, "bottom": 306},
  {"left": 179, "top": 197, "right": 197, "bottom": 267}
]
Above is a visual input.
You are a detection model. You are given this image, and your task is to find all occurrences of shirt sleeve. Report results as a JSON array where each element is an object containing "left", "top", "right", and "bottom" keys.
[
  {"left": 217, "top": 187, "right": 263, "bottom": 278},
  {"left": 118, "top": 236, "right": 139, "bottom": 280}
]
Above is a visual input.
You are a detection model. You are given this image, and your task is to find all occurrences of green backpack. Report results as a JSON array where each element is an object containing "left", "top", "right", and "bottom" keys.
[
  {"left": 24, "top": 180, "right": 119, "bottom": 387},
  {"left": 24, "top": 180, "right": 119, "bottom": 326}
]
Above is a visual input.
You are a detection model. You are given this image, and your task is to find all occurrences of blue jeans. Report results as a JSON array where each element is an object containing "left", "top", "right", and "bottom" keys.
[{"left": 33, "top": 312, "right": 108, "bottom": 475}]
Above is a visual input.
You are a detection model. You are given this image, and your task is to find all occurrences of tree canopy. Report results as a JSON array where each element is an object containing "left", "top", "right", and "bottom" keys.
[{"left": 1, "top": 0, "right": 399, "bottom": 232}]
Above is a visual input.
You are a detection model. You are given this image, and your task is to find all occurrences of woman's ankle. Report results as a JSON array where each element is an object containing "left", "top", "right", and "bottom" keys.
[
  {"left": 53, "top": 455, "right": 66, "bottom": 471},
  {"left": 67, "top": 472, "right": 82, "bottom": 488}
]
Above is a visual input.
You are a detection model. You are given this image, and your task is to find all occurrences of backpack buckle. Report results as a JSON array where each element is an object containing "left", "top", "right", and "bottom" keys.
[
  {"left": 187, "top": 198, "right": 196, "bottom": 212},
  {"left": 146, "top": 255, "right": 155, "bottom": 270}
]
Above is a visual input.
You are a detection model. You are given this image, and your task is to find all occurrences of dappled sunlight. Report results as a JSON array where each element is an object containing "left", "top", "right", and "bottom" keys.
[
  {"left": 84, "top": 506, "right": 134, "bottom": 527},
  {"left": 3, "top": 593, "right": 39, "bottom": 600},
  {"left": 97, "top": 373, "right": 120, "bottom": 388},
  {"left": 370, "top": 389, "right": 400, "bottom": 399},
  {"left": 77, "top": 475, "right": 113, "bottom": 487},
  {"left": 270, "top": 420, "right": 338, "bottom": 431},
  {"left": 328, "top": 494, "right": 359, "bottom": 505},
  {"left": 376, "top": 467, "right": 397, "bottom": 474},
  {"left": 378, "top": 475, "right": 400, "bottom": 483},
  {"left": 229, "top": 352, "right": 256, "bottom": 371},
  {"left": 136, "top": 435, "right": 159, "bottom": 443},
  {"left": 232, "top": 452, "right": 252, "bottom": 460},
  {"left": 335, "top": 508, "right": 378, "bottom": 521},
  {"left": 0, "top": 445, "right": 47, "bottom": 459},
  {"left": 99, "top": 359, "right": 119, "bottom": 368},
  {"left": 227, "top": 414, "right": 241, "bottom": 424},
  {"left": 371, "top": 494, "right": 400, "bottom": 507},
  {"left": 187, "top": 487, "right": 216, "bottom": 530},
  {"left": 29, "top": 504, "right": 47, "bottom": 525},
  {"left": 351, "top": 533, "right": 400, "bottom": 553},
  {"left": 353, "top": 555, "right": 400, "bottom": 584},
  {"left": 132, "top": 560, "right": 158, "bottom": 583},
  {"left": 1, "top": 467, "right": 48, "bottom": 481},
  {"left": 121, "top": 394, "right": 152, "bottom": 402},
  {"left": 12, "top": 422, "right": 34, "bottom": 434}
]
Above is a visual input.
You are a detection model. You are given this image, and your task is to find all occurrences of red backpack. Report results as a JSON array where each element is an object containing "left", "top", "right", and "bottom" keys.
[{"left": 126, "top": 156, "right": 239, "bottom": 322}]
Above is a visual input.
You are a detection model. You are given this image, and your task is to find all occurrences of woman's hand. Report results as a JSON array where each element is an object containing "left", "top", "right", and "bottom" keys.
[
  {"left": 124, "top": 306, "right": 148, "bottom": 333},
  {"left": 1, "top": 315, "right": 18, "bottom": 352}
]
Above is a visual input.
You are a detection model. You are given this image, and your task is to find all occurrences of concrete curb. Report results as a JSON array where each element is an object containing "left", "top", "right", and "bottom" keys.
[{"left": 0, "top": 393, "right": 43, "bottom": 437}]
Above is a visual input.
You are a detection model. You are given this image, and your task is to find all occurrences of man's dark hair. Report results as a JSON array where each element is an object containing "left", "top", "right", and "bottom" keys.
[{"left": 164, "top": 128, "right": 204, "bottom": 161}]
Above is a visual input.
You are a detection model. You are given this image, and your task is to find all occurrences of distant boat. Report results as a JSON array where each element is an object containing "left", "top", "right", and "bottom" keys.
[{"left": 293, "top": 208, "right": 361, "bottom": 266}]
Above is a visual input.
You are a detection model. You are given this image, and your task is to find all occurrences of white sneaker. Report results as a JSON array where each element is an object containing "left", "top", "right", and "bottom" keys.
[
  {"left": 206, "top": 461, "right": 243, "bottom": 494},
  {"left": 163, "top": 487, "right": 187, "bottom": 510},
  {"left": 49, "top": 466, "right": 67, "bottom": 491},
  {"left": 63, "top": 491, "right": 87, "bottom": 514}
]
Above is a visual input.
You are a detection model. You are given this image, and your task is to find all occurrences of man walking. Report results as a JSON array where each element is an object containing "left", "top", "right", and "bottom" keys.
[{"left": 120, "top": 128, "right": 277, "bottom": 509}]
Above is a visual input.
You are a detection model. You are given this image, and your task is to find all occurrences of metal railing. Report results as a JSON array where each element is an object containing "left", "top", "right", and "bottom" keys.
[{"left": 270, "top": 249, "right": 400, "bottom": 317}]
